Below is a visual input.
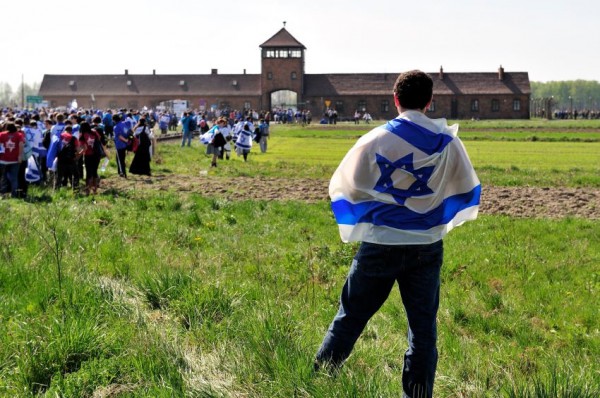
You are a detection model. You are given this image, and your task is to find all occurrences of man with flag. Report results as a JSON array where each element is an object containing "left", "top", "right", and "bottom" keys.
[{"left": 314, "top": 70, "right": 480, "bottom": 398}]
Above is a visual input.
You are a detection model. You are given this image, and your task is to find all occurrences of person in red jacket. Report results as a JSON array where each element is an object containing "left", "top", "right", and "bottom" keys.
[
  {"left": 79, "top": 121, "right": 106, "bottom": 195},
  {"left": 55, "top": 125, "right": 82, "bottom": 191},
  {"left": 0, "top": 122, "right": 25, "bottom": 197}
]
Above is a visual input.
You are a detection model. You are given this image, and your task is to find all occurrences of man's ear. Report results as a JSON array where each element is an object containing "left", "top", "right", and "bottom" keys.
[
  {"left": 394, "top": 95, "right": 400, "bottom": 108},
  {"left": 424, "top": 96, "right": 433, "bottom": 111}
]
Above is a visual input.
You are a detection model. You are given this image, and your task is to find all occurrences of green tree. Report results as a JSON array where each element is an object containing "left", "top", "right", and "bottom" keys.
[
  {"left": 0, "top": 82, "right": 15, "bottom": 107},
  {"left": 0, "top": 81, "right": 41, "bottom": 108},
  {"left": 531, "top": 80, "right": 600, "bottom": 110}
]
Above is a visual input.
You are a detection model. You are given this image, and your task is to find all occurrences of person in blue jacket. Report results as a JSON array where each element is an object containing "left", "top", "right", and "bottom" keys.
[{"left": 112, "top": 114, "right": 129, "bottom": 177}]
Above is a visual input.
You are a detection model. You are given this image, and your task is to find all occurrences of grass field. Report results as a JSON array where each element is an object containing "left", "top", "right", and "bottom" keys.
[{"left": 0, "top": 119, "right": 599, "bottom": 397}]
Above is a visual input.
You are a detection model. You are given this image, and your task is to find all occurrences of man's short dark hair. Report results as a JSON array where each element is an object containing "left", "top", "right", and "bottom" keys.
[{"left": 393, "top": 70, "right": 433, "bottom": 110}]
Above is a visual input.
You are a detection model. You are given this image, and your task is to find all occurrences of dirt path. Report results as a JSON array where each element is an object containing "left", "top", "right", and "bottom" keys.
[{"left": 101, "top": 174, "right": 600, "bottom": 220}]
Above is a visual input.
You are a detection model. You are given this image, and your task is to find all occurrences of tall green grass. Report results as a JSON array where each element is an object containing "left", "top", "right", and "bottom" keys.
[{"left": 0, "top": 190, "right": 598, "bottom": 397}]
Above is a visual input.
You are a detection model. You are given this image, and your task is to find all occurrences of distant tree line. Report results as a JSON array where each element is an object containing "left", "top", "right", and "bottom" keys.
[
  {"left": 531, "top": 80, "right": 600, "bottom": 111},
  {"left": 0, "top": 81, "right": 41, "bottom": 107}
]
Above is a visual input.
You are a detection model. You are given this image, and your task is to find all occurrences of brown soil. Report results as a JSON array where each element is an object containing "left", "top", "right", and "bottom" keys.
[{"left": 101, "top": 174, "right": 600, "bottom": 219}]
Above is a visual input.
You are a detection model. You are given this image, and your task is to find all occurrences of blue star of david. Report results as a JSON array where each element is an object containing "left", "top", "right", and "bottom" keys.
[{"left": 374, "top": 153, "right": 435, "bottom": 204}]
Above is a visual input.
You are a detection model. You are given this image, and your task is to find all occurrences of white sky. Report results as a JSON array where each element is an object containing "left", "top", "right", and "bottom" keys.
[{"left": 4, "top": 0, "right": 599, "bottom": 89}]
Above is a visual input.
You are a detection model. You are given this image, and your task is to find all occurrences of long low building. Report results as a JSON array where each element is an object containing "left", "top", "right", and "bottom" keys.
[{"left": 39, "top": 27, "right": 530, "bottom": 120}]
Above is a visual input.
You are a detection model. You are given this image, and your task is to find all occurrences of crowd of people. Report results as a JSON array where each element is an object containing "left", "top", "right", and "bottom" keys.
[
  {"left": 0, "top": 108, "right": 159, "bottom": 198},
  {"left": 553, "top": 109, "right": 600, "bottom": 119},
  {"left": 0, "top": 106, "right": 277, "bottom": 198}
]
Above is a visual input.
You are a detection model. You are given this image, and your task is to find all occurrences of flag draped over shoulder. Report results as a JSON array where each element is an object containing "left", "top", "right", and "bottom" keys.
[
  {"left": 46, "top": 124, "right": 65, "bottom": 170},
  {"left": 25, "top": 156, "right": 41, "bottom": 182},
  {"left": 329, "top": 112, "right": 480, "bottom": 244}
]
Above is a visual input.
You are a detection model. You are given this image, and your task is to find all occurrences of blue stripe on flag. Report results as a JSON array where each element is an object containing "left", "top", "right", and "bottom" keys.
[
  {"left": 331, "top": 185, "right": 481, "bottom": 231},
  {"left": 384, "top": 118, "right": 453, "bottom": 156},
  {"left": 25, "top": 158, "right": 41, "bottom": 182}
]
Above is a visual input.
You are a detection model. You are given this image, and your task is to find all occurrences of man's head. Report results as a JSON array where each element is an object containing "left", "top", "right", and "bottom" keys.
[{"left": 393, "top": 70, "right": 433, "bottom": 111}]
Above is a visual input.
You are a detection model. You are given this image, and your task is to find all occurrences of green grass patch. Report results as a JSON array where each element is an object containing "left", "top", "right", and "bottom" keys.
[{"left": 0, "top": 190, "right": 598, "bottom": 396}]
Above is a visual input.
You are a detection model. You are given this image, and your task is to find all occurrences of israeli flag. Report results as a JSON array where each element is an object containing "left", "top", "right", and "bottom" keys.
[
  {"left": 46, "top": 124, "right": 65, "bottom": 169},
  {"left": 30, "top": 127, "right": 47, "bottom": 158},
  {"left": 330, "top": 111, "right": 480, "bottom": 245},
  {"left": 235, "top": 129, "right": 253, "bottom": 150},
  {"left": 46, "top": 134, "right": 60, "bottom": 169},
  {"left": 199, "top": 125, "right": 217, "bottom": 145},
  {"left": 25, "top": 156, "right": 41, "bottom": 183}
]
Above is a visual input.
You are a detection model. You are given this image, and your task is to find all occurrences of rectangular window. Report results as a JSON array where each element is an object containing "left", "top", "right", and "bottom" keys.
[
  {"left": 265, "top": 50, "right": 275, "bottom": 58},
  {"left": 381, "top": 100, "right": 389, "bottom": 113},
  {"left": 290, "top": 50, "right": 302, "bottom": 58},
  {"left": 357, "top": 100, "right": 367, "bottom": 112},
  {"left": 513, "top": 99, "right": 521, "bottom": 111},
  {"left": 471, "top": 99, "right": 479, "bottom": 112},
  {"left": 491, "top": 99, "right": 500, "bottom": 112},
  {"left": 291, "top": 71, "right": 297, "bottom": 80},
  {"left": 427, "top": 100, "right": 436, "bottom": 112},
  {"left": 335, "top": 101, "right": 344, "bottom": 113},
  {"left": 267, "top": 72, "right": 273, "bottom": 80},
  {"left": 278, "top": 50, "right": 288, "bottom": 58},
  {"left": 244, "top": 102, "right": 251, "bottom": 110}
]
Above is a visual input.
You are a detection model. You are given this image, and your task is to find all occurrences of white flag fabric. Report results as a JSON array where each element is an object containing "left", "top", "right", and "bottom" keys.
[
  {"left": 25, "top": 156, "right": 41, "bottom": 183},
  {"left": 235, "top": 128, "right": 253, "bottom": 150},
  {"left": 329, "top": 111, "right": 480, "bottom": 245}
]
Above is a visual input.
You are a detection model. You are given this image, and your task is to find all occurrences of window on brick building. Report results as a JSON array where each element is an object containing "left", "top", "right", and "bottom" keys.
[
  {"left": 427, "top": 100, "right": 436, "bottom": 112},
  {"left": 357, "top": 100, "right": 367, "bottom": 112},
  {"left": 335, "top": 101, "right": 344, "bottom": 113},
  {"left": 381, "top": 100, "right": 389, "bottom": 113},
  {"left": 267, "top": 72, "right": 273, "bottom": 80},
  {"left": 291, "top": 71, "right": 297, "bottom": 80},
  {"left": 492, "top": 99, "right": 500, "bottom": 112},
  {"left": 244, "top": 102, "right": 251, "bottom": 110},
  {"left": 290, "top": 49, "right": 302, "bottom": 58},
  {"left": 471, "top": 99, "right": 479, "bottom": 112},
  {"left": 513, "top": 99, "right": 521, "bottom": 111}
]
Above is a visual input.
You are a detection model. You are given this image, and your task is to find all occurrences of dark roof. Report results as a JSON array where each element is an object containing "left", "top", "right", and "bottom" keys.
[
  {"left": 38, "top": 73, "right": 262, "bottom": 97},
  {"left": 39, "top": 71, "right": 530, "bottom": 99},
  {"left": 260, "top": 28, "right": 306, "bottom": 49},
  {"left": 304, "top": 72, "right": 531, "bottom": 97}
]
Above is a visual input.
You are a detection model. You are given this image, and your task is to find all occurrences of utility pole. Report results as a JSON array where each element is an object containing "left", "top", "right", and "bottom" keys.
[{"left": 21, "top": 74, "right": 25, "bottom": 109}]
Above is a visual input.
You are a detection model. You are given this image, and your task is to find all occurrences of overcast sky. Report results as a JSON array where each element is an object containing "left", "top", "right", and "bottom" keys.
[{"left": 4, "top": 0, "right": 599, "bottom": 89}]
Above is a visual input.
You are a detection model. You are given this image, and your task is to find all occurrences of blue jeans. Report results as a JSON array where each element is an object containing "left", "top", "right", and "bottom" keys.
[
  {"left": 0, "top": 163, "right": 20, "bottom": 197},
  {"left": 181, "top": 130, "right": 192, "bottom": 147},
  {"left": 315, "top": 240, "right": 443, "bottom": 398}
]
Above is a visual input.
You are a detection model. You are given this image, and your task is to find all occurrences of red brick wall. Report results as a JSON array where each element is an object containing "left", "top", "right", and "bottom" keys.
[{"left": 261, "top": 56, "right": 304, "bottom": 110}]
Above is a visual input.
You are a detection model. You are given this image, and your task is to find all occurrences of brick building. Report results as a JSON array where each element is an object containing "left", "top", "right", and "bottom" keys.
[{"left": 38, "top": 27, "right": 530, "bottom": 119}]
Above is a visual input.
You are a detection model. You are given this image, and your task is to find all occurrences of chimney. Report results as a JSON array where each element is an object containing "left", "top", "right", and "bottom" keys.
[
  {"left": 243, "top": 69, "right": 246, "bottom": 75},
  {"left": 439, "top": 66, "right": 444, "bottom": 80},
  {"left": 153, "top": 69, "right": 156, "bottom": 75},
  {"left": 211, "top": 69, "right": 218, "bottom": 75},
  {"left": 498, "top": 65, "right": 505, "bottom": 80},
  {"left": 125, "top": 69, "right": 129, "bottom": 76}
]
